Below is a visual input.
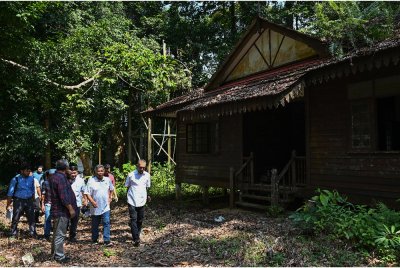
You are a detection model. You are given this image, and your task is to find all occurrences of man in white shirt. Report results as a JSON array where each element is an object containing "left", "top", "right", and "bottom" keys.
[
  {"left": 125, "top": 159, "right": 151, "bottom": 247},
  {"left": 85, "top": 165, "right": 114, "bottom": 246},
  {"left": 67, "top": 165, "right": 87, "bottom": 242}
]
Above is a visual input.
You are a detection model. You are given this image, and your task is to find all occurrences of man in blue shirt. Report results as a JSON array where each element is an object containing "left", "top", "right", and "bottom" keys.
[
  {"left": 6, "top": 162, "right": 37, "bottom": 238},
  {"left": 33, "top": 165, "right": 44, "bottom": 182}
]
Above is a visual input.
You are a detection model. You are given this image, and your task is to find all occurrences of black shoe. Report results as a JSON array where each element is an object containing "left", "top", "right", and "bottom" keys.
[
  {"left": 104, "top": 241, "right": 113, "bottom": 247},
  {"left": 92, "top": 240, "right": 98, "bottom": 245},
  {"left": 69, "top": 237, "right": 77, "bottom": 243},
  {"left": 55, "top": 256, "right": 70, "bottom": 263},
  {"left": 134, "top": 240, "right": 140, "bottom": 247}
]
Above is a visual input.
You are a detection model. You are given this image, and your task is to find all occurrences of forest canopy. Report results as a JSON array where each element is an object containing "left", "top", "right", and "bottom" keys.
[{"left": 0, "top": 1, "right": 399, "bottom": 181}]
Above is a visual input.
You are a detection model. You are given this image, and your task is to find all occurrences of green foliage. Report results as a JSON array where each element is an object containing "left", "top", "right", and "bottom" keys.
[
  {"left": 290, "top": 189, "right": 400, "bottom": 264},
  {"left": 243, "top": 239, "right": 268, "bottom": 266},
  {"left": 112, "top": 162, "right": 135, "bottom": 200},
  {"left": 148, "top": 162, "right": 175, "bottom": 198},
  {"left": 266, "top": 205, "right": 285, "bottom": 218},
  {"left": 192, "top": 235, "right": 244, "bottom": 260},
  {"left": 103, "top": 248, "right": 116, "bottom": 258},
  {"left": 301, "top": 2, "right": 399, "bottom": 55}
]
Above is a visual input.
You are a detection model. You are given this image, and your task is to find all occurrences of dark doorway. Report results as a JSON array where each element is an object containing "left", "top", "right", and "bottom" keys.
[{"left": 243, "top": 101, "right": 305, "bottom": 182}]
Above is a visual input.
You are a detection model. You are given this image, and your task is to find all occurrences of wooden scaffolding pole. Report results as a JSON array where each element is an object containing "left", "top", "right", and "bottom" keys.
[{"left": 147, "top": 117, "right": 152, "bottom": 173}]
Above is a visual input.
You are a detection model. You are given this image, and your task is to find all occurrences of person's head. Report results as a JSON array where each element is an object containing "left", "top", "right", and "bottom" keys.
[
  {"left": 37, "top": 165, "right": 43, "bottom": 173},
  {"left": 56, "top": 159, "right": 69, "bottom": 171},
  {"left": 137, "top": 159, "right": 146, "bottom": 174},
  {"left": 20, "top": 162, "right": 31, "bottom": 177},
  {"left": 104, "top": 164, "right": 111, "bottom": 175},
  {"left": 95, "top": 164, "right": 105, "bottom": 179},
  {"left": 70, "top": 165, "right": 78, "bottom": 179},
  {"left": 45, "top": 168, "right": 56, "bottom": 179}
]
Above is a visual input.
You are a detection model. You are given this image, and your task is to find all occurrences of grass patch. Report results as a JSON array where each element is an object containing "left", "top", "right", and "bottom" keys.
[
  {"left": 0, "top": 256, "right": 7, "bottom": 263},
  {"left": 243, "top": 239, "right": 268, "bottom": 266},
  {"left": 103, "top": 248, "right": 116, "bottom": 258}
]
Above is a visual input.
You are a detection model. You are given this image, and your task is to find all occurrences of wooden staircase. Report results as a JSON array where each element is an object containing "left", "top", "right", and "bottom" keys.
[{"left": 230, "top": 151, "right": 306, "bottom": 210}]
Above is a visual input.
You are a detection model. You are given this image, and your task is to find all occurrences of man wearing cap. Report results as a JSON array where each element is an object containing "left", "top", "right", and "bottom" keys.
[
  {"left": 49, "top": 160, "right": 77, "bottom": 263},
  {"left": 6, "top": 162, "right": 37, "bottom": 238}
]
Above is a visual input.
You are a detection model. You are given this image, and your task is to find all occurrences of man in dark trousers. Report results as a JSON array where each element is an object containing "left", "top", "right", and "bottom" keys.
[
  {"left": 6, "top": 162, "right": 37, "bottom": 239},
  {"left": 50, "top": 160, "right": 77, "bottom": 263},
  {"left": 125, "top": 159, "right": 151, "bottom": 247}
]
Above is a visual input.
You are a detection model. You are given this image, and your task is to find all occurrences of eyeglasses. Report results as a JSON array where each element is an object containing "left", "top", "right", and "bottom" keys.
[{"left": 138, "top": 166, "right": 146, "bottom": 169}]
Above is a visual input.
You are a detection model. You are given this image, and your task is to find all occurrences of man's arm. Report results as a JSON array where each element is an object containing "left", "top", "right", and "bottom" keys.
[
  {"left": 85, "top": 193, "right": 98, "bottom": 208},
  {"left": 6, "top": 197, "right": 12, "bottom": 210},
  {"left": 6, "top": 177, "right": 17, "bottom": 210}
]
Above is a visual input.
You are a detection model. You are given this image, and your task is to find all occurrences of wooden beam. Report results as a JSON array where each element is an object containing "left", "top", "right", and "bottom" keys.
[
  {"left": 202, "top": 186, "right": 209, "bottom": 205},
  {"left": 175, "top": 183, "right": 182, "bottom": 201},
  {"left": 167, "top": 119, "right": 171, "bottom": 164},
  {"left": 147, "top": 117, "right": 152, "bottom": 173},
  {"left": 151, "top": 135, "right": 176, "bottom": 165}
]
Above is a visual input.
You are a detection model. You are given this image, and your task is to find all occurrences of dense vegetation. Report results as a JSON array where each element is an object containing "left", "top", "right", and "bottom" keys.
[
  {"left": 0, "top": 1, "right": 399, "bottom": 182},
  {"left": 290, "top": 189, "right": 400, "bottom": 264}
]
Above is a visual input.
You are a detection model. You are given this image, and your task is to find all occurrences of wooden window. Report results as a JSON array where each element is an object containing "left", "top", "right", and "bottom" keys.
[
  {"left": 377, "top": 96, "right": 400, "bottom": 151},
  {"left": 348, "top": 76, "right": 400, "bottom": 151},
  {"left": 186, "top": 123, "right": 210, "bottom": 153},
  {"left": 350, "top": 100, "right": 373, "bottom": 149}
]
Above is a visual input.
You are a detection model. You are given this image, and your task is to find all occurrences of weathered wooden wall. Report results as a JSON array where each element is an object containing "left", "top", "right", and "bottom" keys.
[
  {"left": 175, "top": 113, "right": 243, "bottom": 188},
  {"left": 307, "top": 71, "right": 400, "bottom": 205}
]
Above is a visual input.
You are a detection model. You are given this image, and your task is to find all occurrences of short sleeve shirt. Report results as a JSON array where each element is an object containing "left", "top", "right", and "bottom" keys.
[
  {"left": 108, "top": 173, "right": 115, "bottom": 186},
  {"left": 125, "top": 170, "right": 151, "bottom": 207},
  {"left": 34, "top": 179, "right": 40, "bottom": 199},
  {"left": 70, "top": 176, "right": 86, "bottom": 207},
  {"left": 85, "top": 176, "right": 114, "bottom": 216},
  {"left": 7, "top": 175, "right": 35, "bottom": 199}
]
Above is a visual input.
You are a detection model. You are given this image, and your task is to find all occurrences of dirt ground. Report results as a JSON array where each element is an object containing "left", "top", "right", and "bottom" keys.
[{"left": 0, "top": 196, "right": 368, "bottom": 267}]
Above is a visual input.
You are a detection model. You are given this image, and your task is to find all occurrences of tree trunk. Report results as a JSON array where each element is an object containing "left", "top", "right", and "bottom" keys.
[
  {"left": 44, "top": 113, "right": 51, "bottom": 169},
  {"left": 80, "top": 152, "right": 92, "bottom": 176}
]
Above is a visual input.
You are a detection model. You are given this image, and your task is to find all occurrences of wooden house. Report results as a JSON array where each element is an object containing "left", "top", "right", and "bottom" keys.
[{"left": 144, "top": 17, "right": 400, "bottom": 208}]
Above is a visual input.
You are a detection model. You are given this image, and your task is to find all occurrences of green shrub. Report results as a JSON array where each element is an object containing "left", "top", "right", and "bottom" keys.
[
  {"left": 290, "top": 189, "right": 400, "bottom": 263},
  {"left": 113, "top": 162, "right": 225, "bottom": 200},
  {"left": 113, "top": 162, "right": 135, "bottom": 200},
  {"left": 149, "top": 162, "right": 176, "bottom": 197}
]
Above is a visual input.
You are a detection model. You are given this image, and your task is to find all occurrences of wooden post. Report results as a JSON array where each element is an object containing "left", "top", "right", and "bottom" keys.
[
  {"left": 270, "top": 169, "right": 278, "bottom": 207},
  {"left": 229, "top": 167, "right": 235, "bottom": 209},
  {"left": 202, "top": 186, "right": 209, "bottom": 205},
  {"left": 167, "top": 119, "right": 171, "bottom": 164},
  {"left": 147, "top": 117, "right": 152, "bottom": 173},
  {"left": 175, "top": 182, "right": 182, "bottom": 200},
  {"left": 291, "top": 150, "right": 296, "bottom": 188},
  {"left": 250, "top": 152, "right": 254, "bottom": 185}
]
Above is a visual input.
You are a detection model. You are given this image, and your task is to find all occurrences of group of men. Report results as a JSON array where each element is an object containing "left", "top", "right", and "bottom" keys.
[{"left": 5, "top": 159, "right": 151, "bottom": 263}]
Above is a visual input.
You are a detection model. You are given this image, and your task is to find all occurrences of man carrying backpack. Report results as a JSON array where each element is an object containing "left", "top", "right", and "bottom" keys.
[{"left": 5, "top": 162, "right": 37, "bottom": 239}]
